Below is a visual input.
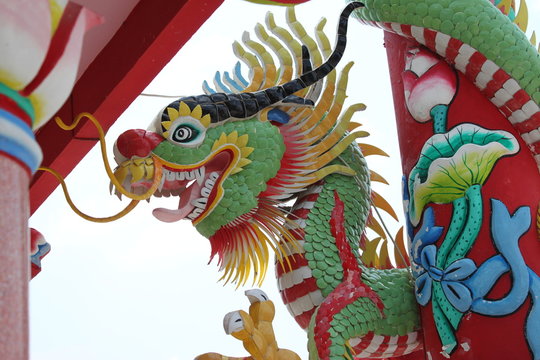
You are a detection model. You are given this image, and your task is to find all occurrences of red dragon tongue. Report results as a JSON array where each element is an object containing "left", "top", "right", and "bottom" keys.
[{"left": 152, "top": 182, "right": 202, "bottom": 223}]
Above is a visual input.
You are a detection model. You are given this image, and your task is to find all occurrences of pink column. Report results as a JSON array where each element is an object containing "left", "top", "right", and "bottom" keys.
[{"left": 0, "top": 157, "right": 30, "bottom": 359}]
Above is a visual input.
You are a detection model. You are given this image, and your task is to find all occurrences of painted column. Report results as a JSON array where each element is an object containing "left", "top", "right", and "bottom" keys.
[
  {"left": 0, "top": 114, "right": 36, "bottom": 359},
  {"left": 0, "top": 1, "right": 99, "bottom": 358},
  {"left": 384, "top": 30, "right": 540, "bottom": 360}
]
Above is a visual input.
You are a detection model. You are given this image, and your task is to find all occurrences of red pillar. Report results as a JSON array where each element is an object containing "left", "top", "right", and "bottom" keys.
[
  {"left": 0, "top": 157, "right": 30, "bottom": 359},
  {"left": 384, "top": 31, "right": 540, "bottom": 359}
]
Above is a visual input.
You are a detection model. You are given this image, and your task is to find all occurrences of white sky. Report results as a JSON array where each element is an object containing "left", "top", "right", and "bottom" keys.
[{"left": 29, "top": 0, "right": 540, "bottom": 359}]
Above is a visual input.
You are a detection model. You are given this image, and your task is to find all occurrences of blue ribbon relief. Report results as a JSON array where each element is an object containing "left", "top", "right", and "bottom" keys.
[
  {"left": 415, "top": 245, "right": 476, "bottom": 312},
  {"left": 412, "top": 199, "right": 540, "bottom": 358}
]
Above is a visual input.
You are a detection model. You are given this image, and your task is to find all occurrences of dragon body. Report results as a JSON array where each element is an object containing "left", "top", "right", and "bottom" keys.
[
  {"left": 111, "top": 0, "right": 540, "bottom": 359},
  {"left": 112, "top": 3, "right": 422, "bottom": 359}
]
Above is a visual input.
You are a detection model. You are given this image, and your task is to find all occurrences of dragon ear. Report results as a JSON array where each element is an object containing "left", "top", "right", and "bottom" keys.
[{"left": 259, "top": 108, "right": 290, "bottom": 124}]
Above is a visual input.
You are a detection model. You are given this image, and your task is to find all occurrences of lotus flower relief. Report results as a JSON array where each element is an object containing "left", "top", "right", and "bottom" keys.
[
  {"left": 0, "top": 0, "right": 100, "bottom": 172},
  {"left": 407, "top": 124, "right": 519, "bottom": 226},
  {"left": 402, "top": 47, "right": 457, "bottom": 131}
]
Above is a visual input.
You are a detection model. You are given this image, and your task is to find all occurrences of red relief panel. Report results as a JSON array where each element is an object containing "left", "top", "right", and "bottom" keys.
[{"left": 384, "top": 31, "right": 540, "bottom": 360}]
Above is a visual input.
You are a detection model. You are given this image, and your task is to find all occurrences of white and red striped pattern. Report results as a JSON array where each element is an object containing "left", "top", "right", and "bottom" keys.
[
  {"left": 361, "top": 20, "right": 540, "bottom": 171},
  {"left": 350, "top": 330, "right": 423, "bottom": 358},
  {"left": 276, "top": 184, "right": 325, "bottom": 329}
]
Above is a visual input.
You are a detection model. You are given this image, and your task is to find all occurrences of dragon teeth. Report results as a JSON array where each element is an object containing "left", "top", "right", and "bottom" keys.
[
  {"left": 165, "top": 169, "right": 175, "bottom": 181},
  {"left": 200, "top": 172, "right": 220, "bottom": 199},
  {"left": 187, "top": 207, "right": 203, "bottom": 220},
  {"left": 204, "top": 178, "right": 215, "bottom": 189},
  {"left": 195, "top": 167, "right": 205, "bottom": 186},
  {"left": 158, "top": 175, "right": 166, "bottom": 192},
  {"left": 191, "top": 197, "right": 208, "bottom": 208},
  {"left": 185, "top": 171, "right": 195, "bottom": 180},
  {"left": 176, "top": 172, "right": 186, "bottom": 181},
  {"left": 200, "top": 187, "right": 211, "bottom": 198}
]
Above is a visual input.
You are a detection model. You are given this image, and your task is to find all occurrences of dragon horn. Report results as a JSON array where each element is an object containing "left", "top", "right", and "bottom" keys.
[{"left": 277, "top": 1, "right": 364, "bottom": 96}]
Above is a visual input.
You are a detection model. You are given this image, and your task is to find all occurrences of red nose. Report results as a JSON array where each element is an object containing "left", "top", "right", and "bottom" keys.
[{"left": 115, "top": 129, "right": 163, "bottom": 159}]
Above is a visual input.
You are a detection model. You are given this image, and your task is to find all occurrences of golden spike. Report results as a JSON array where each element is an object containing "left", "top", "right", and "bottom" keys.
[
  {"left": 315, "top": 18, "right": 332, "bottom": 59},
  {"left": 286, "top": 7, "right": 322, "bottom": 67},
  {"left": 284, "top": 164, "right": 356, "bottom": 189},
  {"left": 358, "top": 143, "right": 390, "bottom": 157},
  {"left": 310, "top": 102, "right": 367, "bottom": 156},
  {"left": 178, "top": 101, "right": 191, "bottom": 117},
  {"left": 237, "top": 158, "right": 252, "bottom": 168},
  {"left": 378, "top": 240, "right": 393, "bottom": 269},
  {"left": 265, "top": 12, "right": 303, "bottom": 78},
  {"left": 394, "top": 227, "right": 410, "bottom": 268},
  {"left": 514, "top": 0, "right": 529, "bottom": 32},
  {"left": 370, "top": 170, "right": 389, "bottom": 184},
  {"left": 191, "top": 104, "right": 203, "bottom": 120},
  {"left": 303, "top": 63, "right": 354, "bottom": 147},
  {"left": 227, "top": 130, "right": 239, "bottom": 144},
  {"left": 530, "top": 31, "right": 537, "bottom": 46},
  {"left": 241, "top": 147, "right": 255, "bottom": 158},
  {"left": 242, "top": 31, "right": 277, "bottom": 89},
  {"left": 304, "top": 131, "right": 367, "bottom": 171},
  {"left": 166, "top": 107, "right": 179, "bottom": 121},
  {"left": 200, "top": 114, "right": 211, "bottom": 128},
  {"left": 230, "top": 167, "right": 244, "bottom": 175},
  {"left": 254, "top": 228, "right": 269, "bottom": 284},
  {"left": 366, "top": 214, "right": 387, "bottom": 239},
  {"left": 238, "top": 237, "right": 251, "bottom": 286},
  {"left": 347, "top": 122, "right": 362, "bottom": 131},
  {"left": 237, "top": 134, "right": 249, "bottom": 147},
  {"left": 232, "top": 41, "right": 264, "bottom": 93},
  {"left": 295, "top": 71, "right": 336, "bottom": 132},
  {"left": 372, "top": 190, "right": 399, "bottom": 221},
  {"left": 211, "top": 133, "right": 227, "bottom": 151},
  {"left": 255, "top": 23, "right": 293, "bottom": 85},
  {"left": 161, "top": 120, "right": 172, "bottom": 130}
]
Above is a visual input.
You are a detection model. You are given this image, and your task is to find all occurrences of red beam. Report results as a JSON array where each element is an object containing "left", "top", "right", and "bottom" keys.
[{"left": 30, "top": 0, "right": 223, "bottom": 214}]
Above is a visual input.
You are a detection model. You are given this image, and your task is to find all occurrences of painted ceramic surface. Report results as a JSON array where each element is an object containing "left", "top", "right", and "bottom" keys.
[{"left": 385, "top": 32, "right": 540, "bottom": 360}]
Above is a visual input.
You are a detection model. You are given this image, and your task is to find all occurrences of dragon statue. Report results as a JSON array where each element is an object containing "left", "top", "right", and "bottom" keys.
[{"left": 102, "top": 1, "right": 540, "bottom": 359}]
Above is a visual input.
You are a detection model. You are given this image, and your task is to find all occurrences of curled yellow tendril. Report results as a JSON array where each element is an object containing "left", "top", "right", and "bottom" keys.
[{"left": 39, "top": 112, "right": 164, "bottom": 222}]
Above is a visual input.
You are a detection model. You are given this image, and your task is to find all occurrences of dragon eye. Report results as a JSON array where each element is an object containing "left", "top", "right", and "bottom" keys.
[
  {"left": 172, "top": 125, "right": 197, "bottom": 142},
  {"left": 167, "top": 119, "right": 206, "bottom": 147}
]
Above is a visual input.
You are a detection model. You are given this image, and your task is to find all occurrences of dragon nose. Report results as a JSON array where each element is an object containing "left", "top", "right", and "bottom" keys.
[{"left": 114, "top": 129, "right": 163, "bottom": 162}]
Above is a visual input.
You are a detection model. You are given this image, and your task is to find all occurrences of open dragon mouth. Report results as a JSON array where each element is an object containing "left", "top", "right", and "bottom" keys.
[{"left": 115, "top": 150, "right": 233, "bottom": 224}]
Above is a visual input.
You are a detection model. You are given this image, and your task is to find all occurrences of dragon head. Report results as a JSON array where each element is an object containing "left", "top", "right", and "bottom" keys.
[
  {"left": 111, "top": 2, "right": 367, "bottom": 284},
  {"left": 113, "top": 105, "right": 285, "bottom": 238}
]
